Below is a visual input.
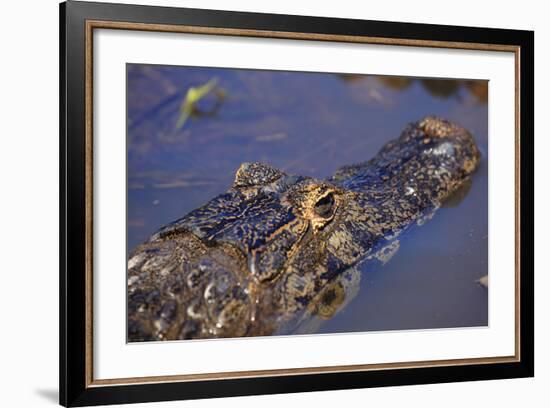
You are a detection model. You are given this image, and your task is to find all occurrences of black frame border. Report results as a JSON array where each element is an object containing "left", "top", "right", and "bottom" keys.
[{"left": 60, "top": 1, "right": 534, "bottom": 406}]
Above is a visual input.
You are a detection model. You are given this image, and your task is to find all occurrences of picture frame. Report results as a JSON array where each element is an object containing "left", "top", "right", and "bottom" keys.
[{"left": 60, "top": 0, "right": 534, "bottom": 406}]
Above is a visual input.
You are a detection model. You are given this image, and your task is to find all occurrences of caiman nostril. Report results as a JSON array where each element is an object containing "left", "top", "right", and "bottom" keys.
[{"left": 419, "top": 116, "right": 456, "bottom": 138}]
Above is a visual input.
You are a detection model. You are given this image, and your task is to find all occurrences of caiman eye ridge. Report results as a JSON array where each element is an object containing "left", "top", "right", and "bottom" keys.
[{"left": 314, "top": 193, "right": 335, "bottom": 218}]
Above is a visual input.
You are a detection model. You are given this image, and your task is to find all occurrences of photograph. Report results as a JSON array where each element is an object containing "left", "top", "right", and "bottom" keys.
[{"left": 126, "top": 65, "right": 489, "bottom": 342}]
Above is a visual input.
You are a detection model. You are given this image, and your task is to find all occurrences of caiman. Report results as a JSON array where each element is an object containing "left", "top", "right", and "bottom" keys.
[{"left": 127, "top": 117, "right": 481, "bottom": 342}]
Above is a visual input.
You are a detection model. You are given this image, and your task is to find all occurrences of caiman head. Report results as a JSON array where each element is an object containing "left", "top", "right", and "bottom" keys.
[{"left": 127, "top": 117, "right": 481, "bottom": 341}]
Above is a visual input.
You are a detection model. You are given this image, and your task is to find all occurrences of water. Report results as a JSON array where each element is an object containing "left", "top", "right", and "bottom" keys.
[{"left": 127, "top": 64, "right": 488, "bottom": 333}]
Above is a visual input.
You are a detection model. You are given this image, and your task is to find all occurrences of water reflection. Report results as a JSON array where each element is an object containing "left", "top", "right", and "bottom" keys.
[
  {"left": 339, "top": 74, "right": 487, "bottom": 103},
  {"left": 127, "top": 64, "right": 488, "bottom": 334}
]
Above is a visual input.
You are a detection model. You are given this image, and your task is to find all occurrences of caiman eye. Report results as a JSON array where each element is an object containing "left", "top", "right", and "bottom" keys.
[{"left": 314, "top": 193, "right": 335, "bottom": 218}]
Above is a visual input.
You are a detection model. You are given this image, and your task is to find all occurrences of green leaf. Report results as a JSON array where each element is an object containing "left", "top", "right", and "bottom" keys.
[{"left": 175, "top": 78, "right": 219, "bottom": 130}]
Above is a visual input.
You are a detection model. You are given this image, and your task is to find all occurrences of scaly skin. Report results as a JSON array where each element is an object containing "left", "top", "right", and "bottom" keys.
[{"left": 127, "top": 117, "right": 481, "bottom": 341}]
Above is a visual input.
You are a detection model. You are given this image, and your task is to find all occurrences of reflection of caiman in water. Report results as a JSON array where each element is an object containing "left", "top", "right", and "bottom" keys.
[{"left": 128, "top": 117, "right": 481, "bottom": 341}]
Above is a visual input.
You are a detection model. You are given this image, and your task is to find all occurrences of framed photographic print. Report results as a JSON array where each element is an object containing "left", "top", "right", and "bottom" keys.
[{"left": 59, "top": 1, "right": 534, "bottom": 406}]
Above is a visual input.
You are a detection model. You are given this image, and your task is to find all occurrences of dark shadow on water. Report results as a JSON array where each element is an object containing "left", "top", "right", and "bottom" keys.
[{"left": 35, "top": 388, "right": 58, "bottom": 404}]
